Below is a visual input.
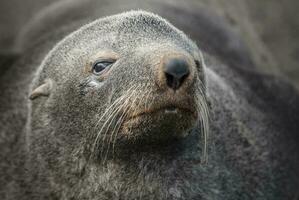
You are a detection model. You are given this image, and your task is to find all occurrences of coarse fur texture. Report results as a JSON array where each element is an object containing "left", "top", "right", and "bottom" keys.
[{"left": 1, "top": 1, "right": 299, "bottom": 200}]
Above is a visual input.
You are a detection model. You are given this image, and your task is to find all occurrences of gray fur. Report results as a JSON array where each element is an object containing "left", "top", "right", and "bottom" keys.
[{"left": 0, "top": 2, "right": 299, "bottom": 200}]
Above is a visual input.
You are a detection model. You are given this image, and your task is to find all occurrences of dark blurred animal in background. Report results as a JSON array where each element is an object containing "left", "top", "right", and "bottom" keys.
[{"left": 0, "top": 0, "right": 298, "bottom": 199}]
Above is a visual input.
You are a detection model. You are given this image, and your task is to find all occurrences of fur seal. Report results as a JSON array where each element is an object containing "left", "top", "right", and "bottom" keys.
[{"left": 1, "top": 1, "right": 299, "bottom": 199}]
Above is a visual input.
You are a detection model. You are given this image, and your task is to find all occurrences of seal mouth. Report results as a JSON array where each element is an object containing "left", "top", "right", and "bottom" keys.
[
  {"left": 125, "top": 104, "right": 197, "bottom": 122},
  {"left": 164, "top": 106, "right": 178, "bottom": 114}
]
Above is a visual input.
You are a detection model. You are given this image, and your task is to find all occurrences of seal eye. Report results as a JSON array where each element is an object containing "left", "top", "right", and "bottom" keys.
[{"left": 92, "top": 61, "right": 114, "bottom": 75}]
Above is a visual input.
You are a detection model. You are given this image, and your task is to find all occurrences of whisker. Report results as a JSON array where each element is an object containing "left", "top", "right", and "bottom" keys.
[
  {"left": 98, "top": 88, "right": 137, "bottom": 159},
  {"left": 110, "top": 100, "right": 133, "bottom": 158},
  {"left": 95, "top": 85, "right": 136, "bottom": 127},
  {"left": 90, "top": 86, "right": 135, "bottom": 159},
  {"left": 144, "top": 86, "right": 152, "bottom": 111},
  {"left": 102, "top": 87, "right": 140, "bottom": 161},
  {"left": 92, "top": 95, "right": 126, "bottom": 152},
  {"left": 99, "top": 102, "right": 125, "bottom": 160},
  {"left": 194, "top": 84, "right": 210, "bottom": 164},
  {"left": 94, "top": 93, "right": 125, "bottom": 128},
  {"left": 110, "top": 84, "right": 148, "bottom": 158}
]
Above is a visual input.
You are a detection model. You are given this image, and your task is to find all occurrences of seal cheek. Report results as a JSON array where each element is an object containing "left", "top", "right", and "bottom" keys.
[
  {"left": 29, "top": 79, "right": 53, "bottom": 100},
  {"left": 78, "top": 77, "right": 103, "bottom": 96}
]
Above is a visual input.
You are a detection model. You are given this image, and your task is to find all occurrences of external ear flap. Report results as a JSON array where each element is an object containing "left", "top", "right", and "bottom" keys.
[{"left": 29, "top": 79, "right": 53, "bottom": 100}]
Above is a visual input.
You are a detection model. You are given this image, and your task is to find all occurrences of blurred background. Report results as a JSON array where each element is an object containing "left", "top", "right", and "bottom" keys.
[{"left": 0, "top": 0, "right": 298, "bottom": 89}]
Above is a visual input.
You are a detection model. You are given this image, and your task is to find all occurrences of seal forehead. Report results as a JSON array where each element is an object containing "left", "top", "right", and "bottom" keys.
[
  {"left": 98, "top": 10, "right": 177, "bottom": 33},
  {"left": 117, "top": 11, "right": 176, "bottom": 34},
  {"left": 76, "top": 10, "right": 195, "bottom": 50}
]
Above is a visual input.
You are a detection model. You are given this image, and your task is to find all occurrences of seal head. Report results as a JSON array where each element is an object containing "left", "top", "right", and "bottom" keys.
[{"left": 29, "top": 11, "right": 209, "bottom": 160}]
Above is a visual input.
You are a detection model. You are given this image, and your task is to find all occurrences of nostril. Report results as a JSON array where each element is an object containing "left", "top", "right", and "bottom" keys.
[
  {"left": 163, "top": 58, "right": 190, "bottom": 90},
  {"left": 165, "top": 73, "right": 175, "bottom": 89},
  {"left": 165, "top": 73, "right": 189, "bottom": 90}
]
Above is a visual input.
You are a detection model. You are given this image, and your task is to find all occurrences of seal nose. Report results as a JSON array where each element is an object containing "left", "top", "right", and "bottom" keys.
[{"left": 163, "top": 58, "right": 190, "bottom": 90}]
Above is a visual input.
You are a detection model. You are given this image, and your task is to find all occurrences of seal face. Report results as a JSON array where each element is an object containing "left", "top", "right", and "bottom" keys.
[{"left": 29, "top": 11, "right": 209, "bottom": 160}]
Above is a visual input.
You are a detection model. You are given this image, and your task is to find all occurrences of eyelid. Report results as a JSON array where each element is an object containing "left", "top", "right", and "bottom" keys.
[
  {"left": 93, "top": 58, "right": 117, "bottom": 64},
  {"left": 85, "top": 51, "right": 119, "bottom": 74}
]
